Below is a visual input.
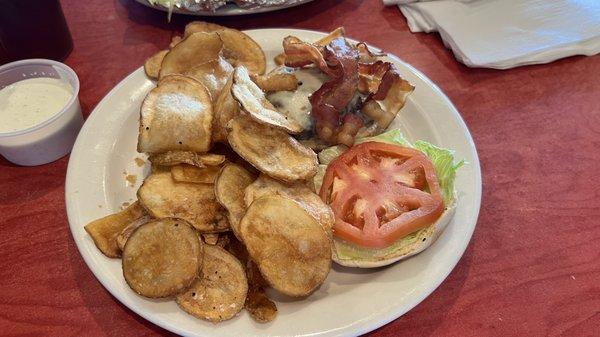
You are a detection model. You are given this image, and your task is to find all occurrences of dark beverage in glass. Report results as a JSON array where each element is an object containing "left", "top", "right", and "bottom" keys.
[{"left": 0, "top": 0, "right": 73, "bottom": 65}]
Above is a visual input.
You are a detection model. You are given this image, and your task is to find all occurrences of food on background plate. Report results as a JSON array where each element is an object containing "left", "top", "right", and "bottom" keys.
[{"left": 84, "top": 22, "right": 462, "bottom": 324}]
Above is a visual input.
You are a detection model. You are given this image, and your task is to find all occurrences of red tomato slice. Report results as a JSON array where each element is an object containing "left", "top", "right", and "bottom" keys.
[{"left": 319, "top": 141, "right": 444, "bottom": 248}]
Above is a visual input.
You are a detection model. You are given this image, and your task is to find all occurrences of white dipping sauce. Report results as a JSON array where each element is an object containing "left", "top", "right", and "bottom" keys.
[{"left": 0, "top": 77, "right": 73, "bottom": 133}]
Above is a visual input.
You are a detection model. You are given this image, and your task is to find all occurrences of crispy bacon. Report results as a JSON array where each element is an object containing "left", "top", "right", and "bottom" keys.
[
  {"left": 308, "top": 38, "right": 361, "bottom": 145},
  {"left": 281, "top": 34, "right": 413, "bottom": 146},
  {"left": 360, "top": 62, "right": 414, "bottom": 132}
]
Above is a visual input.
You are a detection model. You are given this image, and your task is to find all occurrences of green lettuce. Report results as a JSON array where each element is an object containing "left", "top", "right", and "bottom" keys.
[{"left": 318, "top": 129, "right": 464, "bottom": 205}]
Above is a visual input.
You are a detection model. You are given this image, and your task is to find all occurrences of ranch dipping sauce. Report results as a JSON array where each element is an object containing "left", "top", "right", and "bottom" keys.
[{"left": 0, "top": 77, "right": 73, "bottom": 133}]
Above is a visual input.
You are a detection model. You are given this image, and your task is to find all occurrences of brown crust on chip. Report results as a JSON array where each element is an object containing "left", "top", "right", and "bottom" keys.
[
  {"left": 159, "top": 32, "right": 223, "bottom": 79},
  {"left": 214, "top": 163, "right": 256, "bottom": 240},
  {"left": 149, "top": 151, "right": 225, "bottom": 168},
  {"left": 176, "top": 245, "right": 247, "bottom": 322},
  {"left": 137, "top": 172, "right": 230, "bottom": 233},
  {"left": 226, "top": 116, "right": 318, "bottom": 182},
  {"left": 184, "top": 22, "right": 266, "bottom": 75},
  {"left": 244, "top": 174, "right": 334, "bottom": 234},
  {"left": 239, "top": 195, "right": 331, "bottom": 297},
  {"left": 122, "top": 218, "right": 203, "bottom": 298},
  {"left": 212, "top": 75, "right": 240, "bottom": 143},
  {"left": 84, "top": 201, "right": 146, "bottom": 258},
  {"left": 171, "top": 164, "right": 221, "bottom": 184},
  {"left": 144, "top": 50, "right": 168, "bottom": 79}
]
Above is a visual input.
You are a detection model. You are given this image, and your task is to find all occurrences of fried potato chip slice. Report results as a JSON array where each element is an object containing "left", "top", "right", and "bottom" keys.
[
  {"left": 144, "top": 50, "right": 168, "bottom": 79},
  {"left": 218, "top": 233, "right": 277, "bottom": 322},
  {"left": 84, "top": 201, "right": 146, "bottom": 258},
  {"left": 202, "top": 233, "right": 220, "bottom": 245},
  {"left": 137, "top": 172, "right": 229, "bottom": 233},
  {"left": 169, "top": 35, "right": 182, "bottom": 49},
  {"left": 212, "top": 74, "right": 239, "bottom": 143},
  {"left": 232, "top": 67, "right": 303, "bottom": 134},
  {"left": 227, "top": 116, "right": 318, "bottom": 182},
  {"left": 184, "top": 57, "right": 234, "bottom": 102},
  {"left": 171, "top": 164, "right": 221, "bottom": 184},
  {"left": 246, "top": 287, "right": 277, "bottom": 323},
  {"left": 116, "top": 215, "right": 152, "bottom": 252},
  {"left": 274, "top": 27, "right": 345, "bottom": 65},
  {"left": 214, "top": 163, "right": 256, "bottom": 239},
  {"left": 122, "top": 218, "right": 203, "bottom": 298},
  {"left": 244, "top": 174, "right": 334, "bottom": 233},
  {"left": 149, "top": 151, "right": 225, "bottom": 168},
  {"left": 159, "top": 32, "right": 223, "bottom": 79},
  {"left": 251, "top": 66, "right": 298, "bottom": 93},
  {"left": 176, "top": 245, "right": 248, "bottom": 322},
  {"left": 240, "top": 195, "right": 331, "bottom": 297},
  {"left": 138, "top": 75, "right": 213, "bottom": 154},
  {"left": 185, "top": 22, "right": 266, "bottom": 75}
]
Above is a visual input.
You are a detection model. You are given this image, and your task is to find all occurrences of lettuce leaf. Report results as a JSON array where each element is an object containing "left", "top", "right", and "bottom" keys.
[{"left": 318, "top": 129, "right": 463, "bottom": 204}]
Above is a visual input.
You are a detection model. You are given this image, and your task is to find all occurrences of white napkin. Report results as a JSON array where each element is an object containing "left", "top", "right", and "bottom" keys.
[{"left": 385, "top": 0, "right": 600, "bottom": 69}]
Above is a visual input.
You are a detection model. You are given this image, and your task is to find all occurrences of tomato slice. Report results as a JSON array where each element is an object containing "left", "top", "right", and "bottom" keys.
[{"left": 319, "top": 142, "right": 444, "bottom": 248}]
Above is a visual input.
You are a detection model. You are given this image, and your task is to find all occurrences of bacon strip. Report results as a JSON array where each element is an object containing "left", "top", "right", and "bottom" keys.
[{"left": 359, "top": 62, "right": 414, "bottom": 132}]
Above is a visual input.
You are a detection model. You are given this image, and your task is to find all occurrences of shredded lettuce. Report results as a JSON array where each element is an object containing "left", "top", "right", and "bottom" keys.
[{"left": 317, "top": 129, "right": 464, "bottom": 204}]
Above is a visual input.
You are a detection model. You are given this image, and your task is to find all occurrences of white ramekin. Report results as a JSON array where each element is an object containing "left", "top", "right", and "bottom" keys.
[{"left": 0, "top": 59, "right": 83, "bottom": 166}]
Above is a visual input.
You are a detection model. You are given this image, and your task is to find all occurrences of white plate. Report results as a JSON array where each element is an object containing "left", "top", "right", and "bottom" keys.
[
  {"left": 134, "top": 0, "right": 314, "bottom": 16},
  {"left": 66, "top": 28, "right": 481, "bottom": 337}
]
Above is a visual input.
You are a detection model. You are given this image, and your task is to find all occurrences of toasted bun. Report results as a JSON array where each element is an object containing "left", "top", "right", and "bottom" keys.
[{"left": 332, "top": 196, "right": 457, "bottom": 268}]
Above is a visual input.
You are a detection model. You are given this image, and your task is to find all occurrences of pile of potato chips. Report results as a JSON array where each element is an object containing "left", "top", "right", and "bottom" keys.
[{"left": 85, "top": 21, "right": 335, "bottom": 324}]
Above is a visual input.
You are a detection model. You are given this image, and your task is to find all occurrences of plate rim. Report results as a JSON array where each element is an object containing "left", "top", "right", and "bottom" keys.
[{"left": 66, "top": 27, "right": 482, "bottom": 337}]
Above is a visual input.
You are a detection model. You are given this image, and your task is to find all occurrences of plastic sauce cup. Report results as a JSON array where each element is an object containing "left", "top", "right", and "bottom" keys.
[{"left": 0, "top": 59, "right": 83, "bottom": 166}]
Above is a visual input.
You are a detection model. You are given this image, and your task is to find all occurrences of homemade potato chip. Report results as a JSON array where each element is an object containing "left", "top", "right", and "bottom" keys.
[
  {"left": 84, "top": 201, "right": 146, "bottom": 258},
  {"left": 244, "top": 174, "right": 334, "bottom": 232},
  {"left": 250, "top": 66, "right": 298, "bottom": 93},
  {"left": 240, "top": 195, "right": 331, "bottom": 297},
  {"left": 171, "top": 164, "right": 221, "bottom": 184},
  {"left": 116, "top": 215, "right": 152, "bottom": 252},
  {"left": 184, "top": 57, "right": 234, "bottom": 102},
  {"left": 212, "top": 75, "right": 239, "bottom": 143},
  {"left": 184, "top": 22, "right": 266, "bottom": 75},
  {"left": 202, "top": 233, "right": 220, "bottom": 245},
  {"left": 232, "top": 67, "right": 303, "bottom": 134},
  {"left": 214, "top": 163, "right": 256, "bottom": 239},
  {"left": 169, "top": 35, "right": 182, "bottom": 48},
  {"left": 144, "top": 50, "right": 168, "bottom": 79},
  {"left": 176, "top": 245, "right": 247, "bottom": 322},
  {"left": 159, "top": 32, "right": 223, "bottom": 79},
  {"left": 227, "top": 116, "right": 318, "bottom": 182},
  {"left": 122, "top": 218, "right": 203, "bottom": 298},
  {"left": 274, "top": 27, "right": 345, "bottom": 65},
  {"left": 138, "top": 75, "right": 213, "bottom": 154},
  {"left": 137, "top": 172, "right": 229, "bottom": 233},
  {"left": 149, "top": 151, "right": 225, "bottom": 168},
  {"left": 245, "top": 287, "right": 277, "bottom": 323}
]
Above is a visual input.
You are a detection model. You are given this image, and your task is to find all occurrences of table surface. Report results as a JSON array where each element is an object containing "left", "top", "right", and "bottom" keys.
[{"left": 1, "top": 0, "right": 599, "bottom": 336}]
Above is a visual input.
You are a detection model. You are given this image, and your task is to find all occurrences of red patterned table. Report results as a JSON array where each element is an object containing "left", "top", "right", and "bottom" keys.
[{"left": 1, "top": 0, "right": 599, "bottom": 336}]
